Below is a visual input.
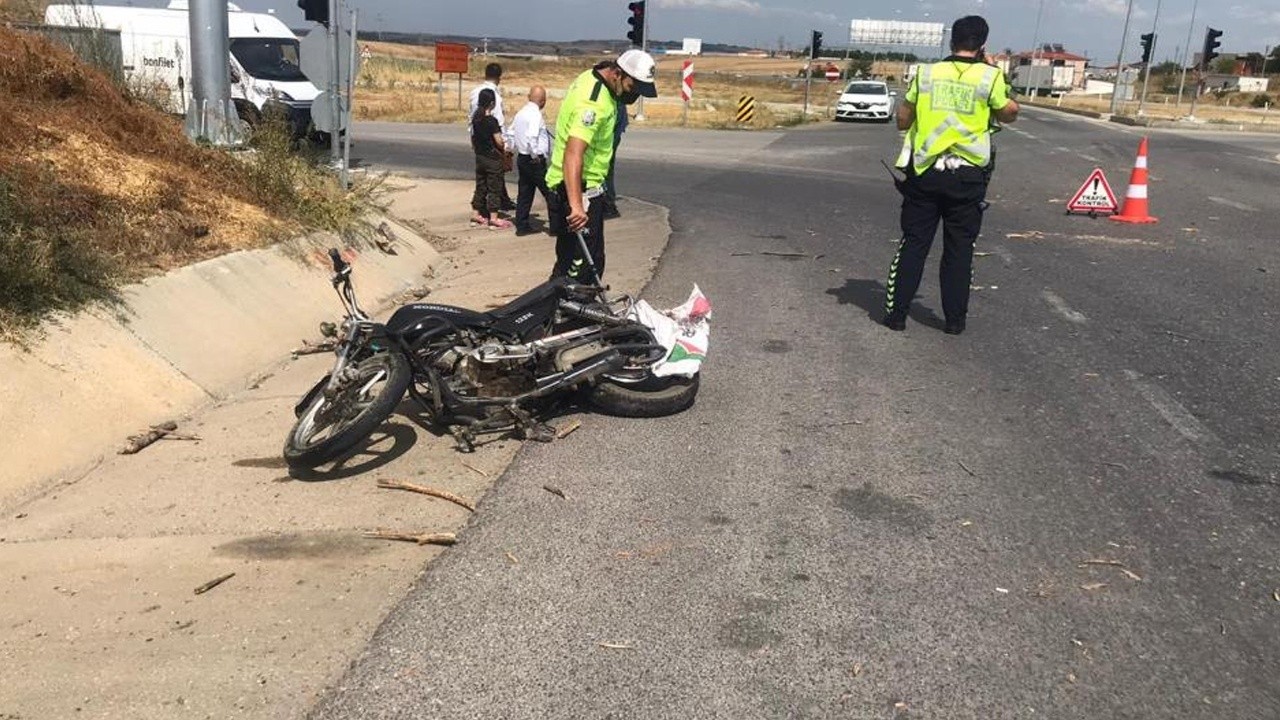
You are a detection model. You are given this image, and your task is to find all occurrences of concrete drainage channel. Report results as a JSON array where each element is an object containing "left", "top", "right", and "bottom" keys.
[{"left": 0, "top": 177, "right": 672, "bottom": 719}]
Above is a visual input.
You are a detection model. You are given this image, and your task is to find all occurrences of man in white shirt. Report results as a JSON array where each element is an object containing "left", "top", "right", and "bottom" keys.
[
  {"left": 508, "top": 85, "right": 553, "bottom": 236},
  {"left": 469, "top": 63, "right": 514, "bottom": 210}
]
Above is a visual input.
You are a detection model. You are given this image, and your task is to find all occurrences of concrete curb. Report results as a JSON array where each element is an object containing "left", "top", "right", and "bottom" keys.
[
  {"left": 1023, "top": 101, "right": 1105, "bottom": 120},
  {"left": 0, "top": 218, "right": 444, "bottom": 509}
]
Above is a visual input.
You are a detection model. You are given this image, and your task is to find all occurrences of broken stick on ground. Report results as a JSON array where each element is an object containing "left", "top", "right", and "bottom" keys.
[
  {"left": 193, "top": 572, "right": 235, "bottom": 595},
  {"left": 362, "top": 530, "right": 457, "bottom": 546},
  {"left": 376, "top": 479, "right": 476, "bottom": 511},
  {"left": 120, "top": 421, "right": 201, "bottom": 455}
]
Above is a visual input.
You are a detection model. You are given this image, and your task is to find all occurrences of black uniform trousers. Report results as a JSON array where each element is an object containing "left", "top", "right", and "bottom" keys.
[
  {"left": 515, "top": 154, "right": 552, "bottom": 231},
  {"left": 885, "top": 163, "right": 989, "bottom": 324},
  {"left": 546, "top": 186, "right": 606, "bottom": 283}
]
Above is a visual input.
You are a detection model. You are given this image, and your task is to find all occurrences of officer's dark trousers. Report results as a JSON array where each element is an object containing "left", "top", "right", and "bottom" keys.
[
  {"left": 515, "top": 154, "right": 551, "bottom": 230},
  {"left": 885, "top": 164, "right": 988, "bottom": 323},
  {"left": 547, "top": 186, "right": 606, "bottom": 282}
]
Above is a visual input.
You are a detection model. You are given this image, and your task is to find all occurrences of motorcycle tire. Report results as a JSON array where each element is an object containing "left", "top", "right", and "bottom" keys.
[
  {"left": 587, "top": 373, "right": 700, "bottom": 418},
  {"left": 283, "top": 351, "right": 411, "bottom": 470}
]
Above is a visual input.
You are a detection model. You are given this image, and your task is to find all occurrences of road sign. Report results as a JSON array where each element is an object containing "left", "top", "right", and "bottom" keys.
[
  {"left": 299, "top": 26, "right": 359, "bottom": 90},
  {"left": 736, "top": 95, "right": 756, "bottom": 124},
  {"left": 681, "top": 60, "right": 694, "bottom": 102},
  {"left": 825, "top": 65, "right": 840, "bottom": 82},
  {"left": 1066, "top": 168, "right": 1119, "bottom": 216},
  {"left": 310, "top": 91, "right": 348, "bottom": 133},
  {"left": 435, "top": 42, "right": 469, "bottom": 74}
]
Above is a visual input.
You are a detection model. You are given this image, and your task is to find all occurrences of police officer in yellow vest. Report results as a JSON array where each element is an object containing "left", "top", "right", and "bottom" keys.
[
  {"left": 883, "top": 15, "right": 1019, "bottom": 335},
  {"left": 545, "top": 50, "right": 656, "bottom": 281}
]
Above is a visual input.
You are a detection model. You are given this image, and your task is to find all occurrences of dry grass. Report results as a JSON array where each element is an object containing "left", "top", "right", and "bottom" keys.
[
  {"left": 0, "top": 26, "right": 382, "bottom": 337},
  {"left": 355, "top": 43, "right": 848, "bottom": 128},
  {"left": 1047, "top": 90, "right": 1279, "bottom": 125}
]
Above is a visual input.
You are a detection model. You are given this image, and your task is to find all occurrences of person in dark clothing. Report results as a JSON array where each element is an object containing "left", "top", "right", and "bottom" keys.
[
  {"left": 470, "top": 88, "right": 512, "bottom": 229},
  {"left": 882, "top": 15, "right": 1019, "bottom": 335}
]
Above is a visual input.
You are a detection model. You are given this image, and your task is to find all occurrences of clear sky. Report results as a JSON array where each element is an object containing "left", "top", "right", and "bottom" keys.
[{"left": 224, "top": 0, "right": 1277, "bottom": 63}]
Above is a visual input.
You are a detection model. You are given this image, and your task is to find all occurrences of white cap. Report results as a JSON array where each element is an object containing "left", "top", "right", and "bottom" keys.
[{"left": 617, "top": 49, "right": 658, "bottom": 97}]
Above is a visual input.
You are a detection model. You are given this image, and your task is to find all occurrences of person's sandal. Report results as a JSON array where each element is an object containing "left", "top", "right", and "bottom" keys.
[
  {"left": 470, "top": 214, "right": 489, "bottom": 227},
  {"left": 488, "top": 218, "right": 513, "bottom": 230}
]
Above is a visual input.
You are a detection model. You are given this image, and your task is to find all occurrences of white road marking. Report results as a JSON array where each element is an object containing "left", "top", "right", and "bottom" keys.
[
  {"left": 1207, "top": 196, "right": 1257, "bottom": 212},
  {"left": 1123, "top": 369, "right": 1216, "bottom": 444},
  {"left": 1042, "top": 290, "right": 1088, "bottom": 324}
]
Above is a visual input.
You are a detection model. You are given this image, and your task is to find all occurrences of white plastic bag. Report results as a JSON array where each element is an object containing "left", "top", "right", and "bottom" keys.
[{"left": 627, "top": 285, "right": 711, "bottom": 378}]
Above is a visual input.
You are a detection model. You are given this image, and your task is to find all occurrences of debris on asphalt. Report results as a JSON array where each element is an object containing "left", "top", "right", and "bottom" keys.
[
  {"left": 851, "top": 662, "right": 863, "bottom": 677},
  {"left": 996, "top": 587, "right": 1010, "bottom": 594},
  {"left": 542, "top": 484, "right": 567, "bottom": 500},
  {"left": 958, "top": 460, "right": 978, "bottom": 478},
  {"left": 555, "top": 420, "right": 582, "bottom": 439},
  {"left": 120, "top": 421, "right": 201, "bottom": 455},
  {"left": 598, "top": 642, "right": 635, "bottom": 650},
  {"left": 362, "top": 530, "right": 457, "bottom": 546},
  {"left": 761, "top": 251, "right": 810, "bottom": 258},
  {"left": 291, "top": 338, "right": 338, "bottom": 357},
  {"left": 376, "top": 479, "right": 475, "bottom": 511},
  {"left": 1101, "top": 461, "right": 1129, "bottom": 470},
  {"left": 960, "top": 520, "right": 973, "bottom": 527},
  {"left": 1080, "top": 582, "right": 1107, "bottom": 592},
  {"left": 1079, "top": 558, "right": 1143, "bottom": 582},
  {"left": 504, "top": 551, "right": 519, "bottom": 565},
  {"left": 1272, "top": 589, "right": 1279, "bottom": 602},
  {"left": 460, "top": 461, "right": 488, "bottom": 478},
  {"left": 193, "top": 572, "right": 235, "bottom": 595},
  {"left": 973, "top": 251, "right": 992, "bottom": 257}
]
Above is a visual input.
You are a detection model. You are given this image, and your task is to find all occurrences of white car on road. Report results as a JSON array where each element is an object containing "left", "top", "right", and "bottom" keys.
[{"left": 834, "top": 80, "right": 896, "bottom": 122}]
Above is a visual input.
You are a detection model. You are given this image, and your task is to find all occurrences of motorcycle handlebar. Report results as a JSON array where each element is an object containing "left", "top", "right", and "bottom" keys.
[{"left": 328, "top": 248, "right": 348, "bottom": 274}]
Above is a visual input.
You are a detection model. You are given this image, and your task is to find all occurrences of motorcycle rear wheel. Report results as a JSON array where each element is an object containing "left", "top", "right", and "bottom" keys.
[
  {"left": 284, "top": 351, "right": 411, "bottom": 469},
  {"left": 587, "top": 373, "right": 700, "bottom": 418}
]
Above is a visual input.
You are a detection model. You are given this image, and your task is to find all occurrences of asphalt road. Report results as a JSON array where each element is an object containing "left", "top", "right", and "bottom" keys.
[{"left": 314, "top": 111, "right": 1280, "bottom": 719}]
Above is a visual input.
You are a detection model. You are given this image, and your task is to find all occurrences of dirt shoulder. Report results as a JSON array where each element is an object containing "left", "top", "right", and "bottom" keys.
[{"left": 0, "top": 177, "right": 671, "bottom": 719}]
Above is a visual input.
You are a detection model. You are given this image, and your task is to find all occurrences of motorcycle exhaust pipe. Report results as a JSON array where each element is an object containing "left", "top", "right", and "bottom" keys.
[{"left": 527, "top": 352, "right": 625, "bottom": 399}]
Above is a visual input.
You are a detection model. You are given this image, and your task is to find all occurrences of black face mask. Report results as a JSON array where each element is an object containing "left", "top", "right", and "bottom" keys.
[{"left": 620, "top": 88, "right": 642, "bottom": 105}]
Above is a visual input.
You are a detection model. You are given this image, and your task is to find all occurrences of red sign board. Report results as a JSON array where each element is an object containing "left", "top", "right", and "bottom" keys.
[
  {"left": 435, "top": 42, "right": 469, "bottom": 74},
  {"left": 825, "top": 65, "right": 840, "bottom": 82}
]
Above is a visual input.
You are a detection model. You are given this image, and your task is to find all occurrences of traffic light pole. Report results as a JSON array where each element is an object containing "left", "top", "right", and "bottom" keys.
[
  {"left": 1174, "top": 0, "right": 1198, "bottom": 110},
  {"left": 1108, "top": 0, "right": 1136, "bottom": 115},
  {"left": 1136, "top": 0, "right": 1162, "bottom": 117},
  {"left": 636, "top": 3, "right": 648, "bottom": 121}
]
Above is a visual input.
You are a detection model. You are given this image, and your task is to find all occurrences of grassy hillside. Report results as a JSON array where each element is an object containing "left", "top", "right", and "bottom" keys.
[{"left": 0, "top": 25, "right": 375, "bottom": 338}]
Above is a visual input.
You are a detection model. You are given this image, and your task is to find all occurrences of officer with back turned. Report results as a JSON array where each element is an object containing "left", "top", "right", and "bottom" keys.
[{"left": 883, "top": 15, "right": 1019, "bottom": 335}]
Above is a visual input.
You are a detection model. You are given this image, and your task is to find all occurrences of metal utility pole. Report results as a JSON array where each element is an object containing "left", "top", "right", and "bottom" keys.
[
  {"left": 635, "top": 4, "right": 649, "bottom": 122},
  {"left": 184, "top": 0, "right": 243, "bottom": 145},
  {"left": 1023, "top": 0, "right": 1045, "bottom": 97},
  {"left": 341, "top": 7, "right": 357, "bottom": 190},
  {"left": 1175, "top": 0, "right": 1198, "bottom": 109},
  {"left": 327, "top": 0, "right": 341, "bottom": 166},
  {"left": 1108, "top": 0, "right": 1137, "bottom": 114},
  {"left": 1136, "top": 0, "right": 1162, "bottom": 116}
]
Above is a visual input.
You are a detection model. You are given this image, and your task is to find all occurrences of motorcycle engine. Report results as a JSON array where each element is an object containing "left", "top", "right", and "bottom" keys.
[{"left": 445, "top": 350, "right": 536, "bottom": 397}]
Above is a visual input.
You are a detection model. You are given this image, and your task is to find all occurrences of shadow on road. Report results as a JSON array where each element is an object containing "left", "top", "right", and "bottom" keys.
[{"left": 826, "top": 277, "right": 944, "bottom": 330}]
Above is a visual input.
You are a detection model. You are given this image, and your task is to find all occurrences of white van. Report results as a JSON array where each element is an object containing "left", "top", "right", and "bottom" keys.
[
  {"left": 44, "top": 1, "right": 321, "bottom": 136},
  {"left": 834, "top": 80, "right": 897, "bottom": 123}
]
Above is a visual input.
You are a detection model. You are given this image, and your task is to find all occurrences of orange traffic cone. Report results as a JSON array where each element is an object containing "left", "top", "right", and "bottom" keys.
[{"left": 1110, "top": 137, "right": 1158, "bottom": 224}]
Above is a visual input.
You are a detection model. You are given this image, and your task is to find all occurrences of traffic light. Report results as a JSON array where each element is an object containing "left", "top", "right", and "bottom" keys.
[
  {"left": 1139, "top": 32, "right": 1155, "bottom": 64},
  {"left": 811, "top": 30, "right": 823, "bottom": 60},
  {"left": 627, "top": 1, "right": 646, "bottom": 47},
  {"left": 297, "top": 0, "right": 328, "bottom": 25},
  {"left": 1201, "top": 27, "right": 1223, "bottom": 70}
]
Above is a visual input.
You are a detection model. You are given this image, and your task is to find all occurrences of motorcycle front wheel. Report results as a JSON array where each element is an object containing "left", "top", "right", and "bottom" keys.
[
  {"left": 587, "top": 372, "right": 700, "bottom": 418},
  {"left": 283, "top": 350, "right": 411, "bottom": 470}
]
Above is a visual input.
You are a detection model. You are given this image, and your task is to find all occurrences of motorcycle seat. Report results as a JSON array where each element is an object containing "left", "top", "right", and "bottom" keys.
[{"left": 487, "top": 277, "right": 567, "bottom": 319}]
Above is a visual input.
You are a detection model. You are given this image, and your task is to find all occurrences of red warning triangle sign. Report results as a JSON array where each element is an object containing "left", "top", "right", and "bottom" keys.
[{"left": 1067, "top": 168, "right": 1119, "bottom": 216}]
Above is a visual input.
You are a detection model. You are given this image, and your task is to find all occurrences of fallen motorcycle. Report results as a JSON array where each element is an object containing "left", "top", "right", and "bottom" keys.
[{"left": 283, "top": 236, "right": 708, "bottom": 470}]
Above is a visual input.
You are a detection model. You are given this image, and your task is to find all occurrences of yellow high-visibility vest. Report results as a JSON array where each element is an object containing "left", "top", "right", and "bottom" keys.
[{"left": 896, "top": 59, "right": 1010, "bottom": 175}]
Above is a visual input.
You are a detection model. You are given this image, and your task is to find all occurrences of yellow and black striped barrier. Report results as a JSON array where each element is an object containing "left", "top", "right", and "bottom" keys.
[{"left": 736, "top": 95, "right": 756, "bottom": 125}]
